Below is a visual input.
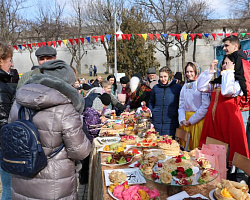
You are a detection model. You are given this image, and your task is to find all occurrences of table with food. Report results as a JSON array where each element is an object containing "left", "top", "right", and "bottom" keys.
[{"left": 88, "top": 112, "right": 250, "bottom": 200}]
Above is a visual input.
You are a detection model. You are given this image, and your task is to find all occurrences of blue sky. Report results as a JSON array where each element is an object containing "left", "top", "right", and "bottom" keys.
[{"left": 21, "top": 0, "right": 230, "bottom": 20}]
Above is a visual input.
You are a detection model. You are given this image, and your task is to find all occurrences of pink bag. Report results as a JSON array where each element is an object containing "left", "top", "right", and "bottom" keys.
[{"left": 195, "top": 144, "right": 227, "bottom": 180}]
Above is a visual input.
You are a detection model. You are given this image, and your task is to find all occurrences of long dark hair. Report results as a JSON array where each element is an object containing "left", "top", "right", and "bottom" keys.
[
  {"left": 211, "top": 53, "right": 247, "bottom": 100},
  {"left": 107, "top": 74, "right": 117, "bottom": 93}
]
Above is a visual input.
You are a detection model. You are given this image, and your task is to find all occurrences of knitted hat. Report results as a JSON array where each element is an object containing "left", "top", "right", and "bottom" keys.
[
  {"left": 39, "top": 60, "right": 76, "bottom": 85},
  {"left": 120, "top": 76, "right": 129, "bottom": 84},
  {"left": 35, "top": 46, "right": 57, "bottom": 58},
  {"left": 174, "top": 72, "right": 182, "bottom": 81},
  {"left": 99, "top": 93, "right": 111, "bottom": 106},
  {"left": 147, "top": 67, "right": 156, "bottom": 74}
]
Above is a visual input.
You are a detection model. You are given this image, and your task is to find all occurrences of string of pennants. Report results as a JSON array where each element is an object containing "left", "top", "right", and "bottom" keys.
[{"left": 12, "top": 32, "right": 250, "bottom": 51}]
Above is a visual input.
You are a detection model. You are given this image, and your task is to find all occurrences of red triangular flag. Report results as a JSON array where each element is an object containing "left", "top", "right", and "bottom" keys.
[
  {"left": 246, "top": 33, "right": 250, "bottom": 35},
  {"left": 115, "top": 34, "right": 120, "bottom": 41},
  {"left": 190, "top": 34, "right": 196, "bottom": 41},
  {"left": 225, "top": 33, "right": 230, "bottom": 37},
  {"left": 37, "top": 43, "right": 41, "bottom": 48},
  {"left": 68, "top": 39, "right": 74, "bottom": 45},
  {"left": 175, "top": 34, "right": 181, "bottom": 41},
  {"left": 137, "top": 34, "right": 142, "bottom": 38},
  {"left": 100, "top": 35, "right": 105, "bottom": 42},
  {"left": 232, "top": 33, "right": 238, "bottom": 36},
  {"left": 42, "top": 42, "right": 46, "bottom": 46},
  {"left": 22, "top": 44, "right": 27, "bottom": 48},
  {"left": 196, "top": 33, "right": 203, "bottom": 39},
  {"left": 32, "top": 43, "right": 36, "bottom": 47},
  {"left": 52, "top": 41, "right": 57, "bottom": 47},
  {"left": 169, "top": 33, "right": 174, "bottom": 36},
  {"left": 148, "top": 34, "right": 154, "bottom": 41},
  {"left": 92, "top": 36, "right": 98, "bottom": 42},
  {"left": 126, "top": 34, "right": 131, "bottom": 41},
  {"left": 155, "top": 34, "right": 160, "bottom": 40},
  {"left": 80, "top": 38, "right": 84, "bottom": 44},
  {"left": 13, "top": 45, "right": 18, "bottom": 50},
  {"left": 27, "top": 44, "right": 32, "bottom": 49},
  {"left": 211, "top": 33, "right": 216, "bottom": 40},
  {"left": 217, "top": 33, "right": 223, "bottom": 36},
  {"left": 57, "top": 40, "right": 62, "bottom": 46},
  {"left": 122, "top": 34, "right": 126, "bottom": 40},
  {"left": 47, "top": 41, "right": 52, "bottom": 47},
  {"left": 74, "top": 38, "right": 79, "bottom": 45}
]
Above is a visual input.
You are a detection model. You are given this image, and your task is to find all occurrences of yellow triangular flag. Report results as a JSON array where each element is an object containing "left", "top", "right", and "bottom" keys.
[
  {"left": 63, "top": 39, "right": 68, "bottom": 46},
  {"left": 182, "top": 33, "right": 188, "bottom": 41},
  {"left": 141, "top": 34, "right": 147, "bottom": 41}
]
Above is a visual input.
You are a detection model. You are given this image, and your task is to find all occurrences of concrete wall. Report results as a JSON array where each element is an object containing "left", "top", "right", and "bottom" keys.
[{"left": 13, "top": 37, "right": 222, "bottom": 75}]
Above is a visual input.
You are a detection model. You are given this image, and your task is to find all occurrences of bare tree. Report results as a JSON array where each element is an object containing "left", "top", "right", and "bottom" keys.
[
  {"left": 0, "top": 0, "right": 28, "bottom": 44},
  {"left": 133, "top": 0, "right": 213, "bottom": 70}
]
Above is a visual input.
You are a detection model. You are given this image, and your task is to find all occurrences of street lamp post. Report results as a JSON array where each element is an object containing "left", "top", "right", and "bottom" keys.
[
  {"left": 114, "top": 11, "right": 122, "bottom": 79},
  {"left": 172, "top": 44, "right": 178, "bottom": 74}
]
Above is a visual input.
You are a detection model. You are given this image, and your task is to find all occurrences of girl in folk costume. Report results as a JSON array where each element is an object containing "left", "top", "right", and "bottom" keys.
[
  {"left": 178, "top": 62, "right": 210, "bottom": 150},
  {"left": 198, "top": 53, "right": 249, "bottom": 165}
]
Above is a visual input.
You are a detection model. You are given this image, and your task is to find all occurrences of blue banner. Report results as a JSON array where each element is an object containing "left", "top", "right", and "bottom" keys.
[{"left": 215, "top": 39, "right": 250, "bottom": 77}]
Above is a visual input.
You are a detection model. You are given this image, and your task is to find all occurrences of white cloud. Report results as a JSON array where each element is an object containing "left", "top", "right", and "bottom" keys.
[{"left": 206, "top": 0, "right": 230, "bottom": 19}]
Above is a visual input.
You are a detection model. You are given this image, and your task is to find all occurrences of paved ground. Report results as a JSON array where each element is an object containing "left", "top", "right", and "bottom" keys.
[{"left": 0, "top": 180, "right": 88, "bottom": 199}]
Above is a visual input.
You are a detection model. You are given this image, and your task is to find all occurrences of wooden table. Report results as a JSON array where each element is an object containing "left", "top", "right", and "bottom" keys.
[{"left": 88, "top": 138, "right": 219, "bottom": 200}]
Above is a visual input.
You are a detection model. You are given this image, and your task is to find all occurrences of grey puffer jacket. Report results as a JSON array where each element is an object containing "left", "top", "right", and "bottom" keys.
[{"left": 9, "top": 74, "right": 91, "bottom": 200}]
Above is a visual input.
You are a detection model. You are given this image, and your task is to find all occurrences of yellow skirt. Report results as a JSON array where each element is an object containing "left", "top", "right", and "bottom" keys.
[{"left": 180, "top": 111, "right": 205, "bottom": 150}]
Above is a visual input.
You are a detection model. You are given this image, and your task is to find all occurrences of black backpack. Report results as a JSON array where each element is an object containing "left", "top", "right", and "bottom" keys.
[{"left": 0, "top": 106, "right": 64, "bottom": 178}]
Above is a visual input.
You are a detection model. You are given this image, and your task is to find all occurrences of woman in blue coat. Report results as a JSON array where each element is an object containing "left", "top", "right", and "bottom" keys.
[{"left": 149, "top": 67, "right": 182, "bottom": 137}]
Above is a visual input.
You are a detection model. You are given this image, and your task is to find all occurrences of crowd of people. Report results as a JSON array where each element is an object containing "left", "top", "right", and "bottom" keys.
[{"left": 0, "top": 35, "right": 249, "bottom": 199}]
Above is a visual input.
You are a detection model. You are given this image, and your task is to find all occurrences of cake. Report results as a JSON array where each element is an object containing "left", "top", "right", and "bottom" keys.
[
  {"left": 157, "top": 138, "right": 180, "bottom": 156},
  {"left": 120, "top": 135, "right": 136, "bottom": 145}
]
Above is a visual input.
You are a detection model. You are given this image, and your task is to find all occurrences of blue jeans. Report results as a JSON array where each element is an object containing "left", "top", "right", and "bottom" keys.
[{"left": 0, "top": 165, "right": 12, "bottom": 200}]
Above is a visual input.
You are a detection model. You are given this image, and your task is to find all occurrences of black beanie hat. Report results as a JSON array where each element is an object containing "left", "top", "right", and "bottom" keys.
[
  {"left": 82, "top": 83, "right": 92, "bottom": 90},
  {"left": 99, "top": 93, "right": 111, "bottom": 106},
  {"left": 132, "top": 72, "right": 142, "bottom": 81},
  {"left": 174, "top": 72, "right": 182, "bottom": 81},
  {"left": 120, "top": 76, "right": 130, "bottom": 84}
]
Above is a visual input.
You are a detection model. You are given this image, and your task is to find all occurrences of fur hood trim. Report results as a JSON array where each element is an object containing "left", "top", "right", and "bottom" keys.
[{"left": 25, "top": 74, "right": 84, "bottom": 113}]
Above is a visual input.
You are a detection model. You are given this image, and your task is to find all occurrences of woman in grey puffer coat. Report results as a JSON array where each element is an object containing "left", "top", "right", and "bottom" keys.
[{"left": 8, "top": 60, "right": 91, "bottom": 199}]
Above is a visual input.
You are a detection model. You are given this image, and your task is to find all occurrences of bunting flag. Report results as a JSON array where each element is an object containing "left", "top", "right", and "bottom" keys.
[
  {"left": 204, "top": 33, "right": 209, "bottom": 38},
  {"left": 190, "top": 34, "right": 196, "bottom": 41},
  {"left": 241, "top": 33, "right": 246, "bottom": 37},
  {"left": 100, "top": 35, "right": 105, "bottom": 42},
  {"left": 211, "top": 33, "right": 217, "bottom": 40},
  {"left": 175, "top": 34, "right": 181, "bottom": 41},
  {"left": 142, "top": 34, "right": 147, "bottom": 41},
  {"left": 80, "top": 38, "right": 84, "bottom": 44},
  {"left": 155, "top": 34, "right": 160, "bottom": 40},
  {"left": 182, "top": 33, "right": 188, "bottom": 41},
  {"left": 62, "top": 40, "right": 68, "bottom": 46},
  {"left": 122, "top": 34, "right": 126, "bottom": 40},
  {"left": 74, "top": 38, "right": 79, "bottom": 45},
  {"left": 126, "top": 34, "right": 131, "bottom": 41},
  {"left": 161, "top": 34, "right": 167, "bottom": 39},
  {"left": 13, "top": 45, "right": 18, "bottom": 50},
  {"left": 57, "top": 40, "right": 62, "bottom": 46},
  {"left": 148, "top": 34, "right": 154, "bottom": 41},
  {"left": 106, "top": 35, "right": 111, "bottom": 41},
  {"left": 10, "top": 31, "right": 250, "bottom": 51},
  {"left": 86, "top": 37, "right": 91, "bottom": 43},
  {"left": 196, "top": 33, "right": 203, "bottom": 39},
  {"left": 52, "top": 41, "right": 57, "bottom": 47},
  {"left": 68, "top": 39, "right": 73, "bottom": 45},
  {"left": 92, "top": 36, "right": 98, "bottom": 42}
]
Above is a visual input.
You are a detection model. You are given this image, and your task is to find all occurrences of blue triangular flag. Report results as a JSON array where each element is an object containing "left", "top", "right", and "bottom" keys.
[
  {"left": 161, "top": 34, "right": 167, "bottom": 39},
  {"left": 18, "top": 45, "right": 22, "bottom": 50},
  {"left": 106, "top": 34, "right": 111, "bottom": 41},
  {"left": 86, "top": 37, "right": 91, "bottom": 43},
  {"left": 204, "top": 33, "right": 209, "bottom": 38}
]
